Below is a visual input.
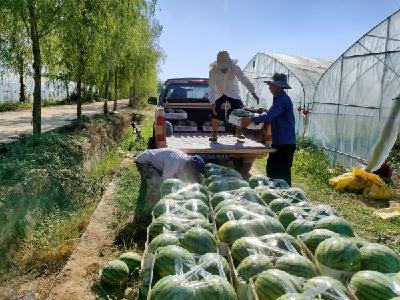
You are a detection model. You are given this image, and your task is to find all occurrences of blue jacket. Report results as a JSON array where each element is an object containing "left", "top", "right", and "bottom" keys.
[{"left": 251, "top": 91, "right": 296, "bottom": 145}]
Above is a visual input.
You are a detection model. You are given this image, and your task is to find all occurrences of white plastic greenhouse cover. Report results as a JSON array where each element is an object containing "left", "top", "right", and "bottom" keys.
[
  {"left": 239, "top": 53, "right": 331, "bottom": 136},
  {"left": 308, "top": 9, "right": 400, "bottom": 169}
]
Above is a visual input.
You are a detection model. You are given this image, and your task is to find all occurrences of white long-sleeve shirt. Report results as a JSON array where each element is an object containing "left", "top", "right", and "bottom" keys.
[
  {"left": 208, "top": 63, "right": 256, "bottom": 103},
  {"left": 135, "top": 148, "right": 192, "bottom": 181}
]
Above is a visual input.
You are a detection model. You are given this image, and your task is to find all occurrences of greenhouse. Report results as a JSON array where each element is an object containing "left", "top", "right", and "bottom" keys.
[
  {"left": 239, "top": 53, "right": 331, "bottom": 137},
  {"left": 308, "top": 9, "right": 400, "bottom": 169}
]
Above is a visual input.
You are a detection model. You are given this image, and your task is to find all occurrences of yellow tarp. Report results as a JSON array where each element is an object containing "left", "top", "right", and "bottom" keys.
[{"left": 329, "top": 167, "right": 393, "bottom": 200}]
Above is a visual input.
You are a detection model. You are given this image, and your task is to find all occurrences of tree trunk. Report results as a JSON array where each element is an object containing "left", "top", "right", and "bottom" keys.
[
  {"left": 76, "top": 49, "right": 85, "bottom": 121},
  {"left": 18, "top": 60, "right": 26, "bottom": 103},
  {"left": 28, "top": 0, "right": 41, "bottom": 134},
  {"left": 65, "top": 80, "right": 69, "bottom": 100},
  {"left": 113, "top": 69, "right": 118, "bottom": 111}
]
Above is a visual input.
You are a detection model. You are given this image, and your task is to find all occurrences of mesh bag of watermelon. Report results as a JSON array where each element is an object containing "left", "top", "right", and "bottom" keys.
[{"left": 148, "top": 254, "right": 238, "bottom": 300}]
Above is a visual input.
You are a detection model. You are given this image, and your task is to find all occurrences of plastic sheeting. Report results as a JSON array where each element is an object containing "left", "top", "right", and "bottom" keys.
[
  {"left": 309, "top": 10, "right": 400, "bottom": 168},
  {"left": 239, "top": 53, "right": 331, "bottom": 137}
]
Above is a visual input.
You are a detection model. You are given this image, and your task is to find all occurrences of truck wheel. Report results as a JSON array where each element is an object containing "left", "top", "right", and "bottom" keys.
[{"left": 233, "top": 158, "right": 254, "bottom": 179}]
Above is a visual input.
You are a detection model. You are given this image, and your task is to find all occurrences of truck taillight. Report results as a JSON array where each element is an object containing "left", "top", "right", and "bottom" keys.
[{"left": 155, "top": 107, "right": 166, "bottom": 146}]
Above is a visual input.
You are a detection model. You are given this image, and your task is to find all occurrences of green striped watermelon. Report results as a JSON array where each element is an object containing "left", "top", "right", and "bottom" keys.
[
  {"left": 148, "top": 232, "right": 181, "bottom": 253},
  {"left": 161, "top": 179, "right": 184, "bottom": 196},
  {"left": 152, "top": 198, "right": 184, "bottom": 217},
  {"left": 278, "top": 206, "right": 308, "bottom": 228},
  {"left": 255, "top": 269, "right": 302, "bottom": 300},
  {"left": 248, "top": 175, "right": 270, "bottom": 188},
  {"left": 153, "top": 245, "right": 195, "bottom": 282},
  {"left": 236, "top": 254, "right": 274, "bottom": 282},
  {"left": 208, "top": 179, "right": 249, "bottom": 193},
  {"left": 315, "top": 237, "right": 361, "bottom": 272},
  {"left": 101, "top": 259, "right": 129, "bottom": 286},
  {"left": 286, "top": 219, "right": 315, "bottom": 237},
  {"left": 298, "top": 229, "right": 339, "bottom": 253},
  {"left": 256, "top": 188, "right": 282, "bottom": 204},
  {"left": 195, "top": 275, "right": 238, "bottom": 299},
  {"left": 303, "top": 276, "right": 348, "bottom": 298},
  {"left": 180, "top": 227, "right": 217, "bottom": 255},
  {"left": 279, "top": 187, "right": 308, "bottom": 202},
  {"left": 118, "top": 252, "right": 141, "bottom": 274},
  {"left": 148, "top": 215, "right": 185, "bottom": 238},
  {"left": 217, "top": 217, "right": 285, "bottom": 245},
  {"left": 269, "top": 198, "right": 293, "bottom": 213},
  {"left": 360, "top": 243, "right": 400, "bottom": 273},
  {"left": 307, "top": 205, "right": 336, "bottom": 220},
  {"left": 182, "top": 199, "right": 209, "bottom": 217},
  {"left": 230, "top": 188, "right": 263, "bottom": 203},
  {"left": 214, "top": 199, "right": 272, "bottom": 215},
  {"left": 181, "top": 183, "right": 208, "bottom": 195},
  {"left": 314, "top": 216, "right": 354, "bottom": 237},
  {"left": 275, "top": 254, "right": 317, "bottom": 278},
  {"left": 211, "top": 192, "right": 234, "bottom": 208},
  {"left": 198, "top": 253, "right": 230, "bottom": 277},
  {"left": 214, "top": 204, "right": 273, "bottom": 228},
  {"left": 260, "top": 233, "right": 302, "bottom": 253},
  {"left": 149, "top": 275, "right": 194, "bottom": 299},
  {"left": 349, "top": 271, "right": 400, "bottom": 300}
]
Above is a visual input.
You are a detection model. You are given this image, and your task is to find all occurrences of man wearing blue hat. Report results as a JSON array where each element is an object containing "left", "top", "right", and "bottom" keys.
[
  {"left": 241, "top": 73, "right": 296, "bottom": 186},
  {"left": 135, "top": 148, "right": 205, "bottom": 183}
]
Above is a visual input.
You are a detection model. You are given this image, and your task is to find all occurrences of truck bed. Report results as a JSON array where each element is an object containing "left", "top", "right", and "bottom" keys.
[{"left": 166, "top": 132, "right": 275, "bottom": 155}]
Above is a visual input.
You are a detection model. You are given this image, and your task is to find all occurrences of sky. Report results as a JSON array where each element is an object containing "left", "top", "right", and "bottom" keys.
[{"left": 156, "top": 0, "right": 400, "bottom": 80}]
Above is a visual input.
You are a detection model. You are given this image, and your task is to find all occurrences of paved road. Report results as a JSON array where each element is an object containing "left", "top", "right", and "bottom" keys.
[{"left": 0, "top": 100, "right": 130, "bottom": 144}]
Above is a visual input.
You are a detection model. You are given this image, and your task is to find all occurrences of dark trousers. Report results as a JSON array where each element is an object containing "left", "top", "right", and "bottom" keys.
[
  {"left": 267, "top": 144, "right": 296, "bottom": 186},
  {"left": 211, "top": 95, "right": 244, "bottom": 121}
]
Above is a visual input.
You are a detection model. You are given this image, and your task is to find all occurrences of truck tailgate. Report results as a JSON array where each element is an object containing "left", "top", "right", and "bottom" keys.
[{"left": 166, "top": 132, "right": 275, "bottom": 155}]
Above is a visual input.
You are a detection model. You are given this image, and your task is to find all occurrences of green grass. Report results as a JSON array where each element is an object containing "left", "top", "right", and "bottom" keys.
[
  {"left": 254, "top": 139, "right": 400, "bottom": 253},
  {"left": 0, "top": 113, "right": 133, "bottom": 275},
  {"left": 0, "top": 101, "right": 32, "bottom": 112}
]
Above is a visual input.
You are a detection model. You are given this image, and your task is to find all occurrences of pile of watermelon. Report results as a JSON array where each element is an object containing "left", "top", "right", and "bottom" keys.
[{"left": 126, "top": 162, "right": 400, "bottom": 300}]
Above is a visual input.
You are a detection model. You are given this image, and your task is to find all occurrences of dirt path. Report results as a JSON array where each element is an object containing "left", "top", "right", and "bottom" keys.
[
  {"left": 0, "top": 100, "right": 129, "bottom": 144},
  {"left": 45, "top": 159, "right": 132, "bottom": 300}
]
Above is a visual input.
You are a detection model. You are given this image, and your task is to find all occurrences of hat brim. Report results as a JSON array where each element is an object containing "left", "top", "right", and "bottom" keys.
[{"left": 264, "top": 80, "right": 291, "bottom": 89}]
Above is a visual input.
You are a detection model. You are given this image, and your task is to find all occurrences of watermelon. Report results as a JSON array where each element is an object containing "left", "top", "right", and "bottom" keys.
[
  {"left": 275, "top": 254, "right": 317, "bottom": 278},
  {"left": 214, "top": 198, "right": 271, "bottom": 215},
  {"left": 276, "top": 294, "right": 309, "bottom": 300},
  {"left": 148, "top": 232, "right": 181, "bottom": 253},
  {"left": 182, "top": 199, "right": 209, "bottom": 217},
  {"left": 360, "top": 243, "right": 400, "bottom": 273},
  {"left": 231, "top": 234, "right": 300, "bottom": 266},
  {"left": 149, "top": 275, "right": 194, "bottom": 299},
  {"left": 231, "top": 188, "right": 263, "bottom": 203},
  {"left": 303, "top": 276, "right": 348, "bottom": 298},
  {"left": 153, "top": 198, "right": 183, "bottom": 217},
  {"left": 353, "top": 238, "right": 371, "bottom": 249},
  {"left": 118, "top": 252, "right": 141, "bottom": 274},
  {"left": 153, "top": 245, "right": 196, "bottom": 282},
  {"left": 286, "top": 219, "right": 315, "bottom": 237},
  {"left": 101, "top": 259, "right": 129, "bottom": 286},
  {"left": 180, "top": 191, "right": 209, "bottom": 204},
  {"left": 208, "top": 179, "right": 250, "bottom": 193},
  {"left": 255, "top": 269, "right": 302, "bottom": 300},
  {"left": 255, "top": 187, "right": 282, "bottom": 204},
  {"left": 349, "top": 271, "right": 400, "bottom": 300},
  {"left": 198, "top": 253, "right": 230, "bottom": 277},
  {"left": 298, "top": 229, "right": 339, "bottom": 253},
  {"left": 214, "top": 204, "right": 274, "bottom": 228},
  {"left": 161, "top": 179, "right": 184, "bottom": 196},
  {"left": 179, "top": 183, "right": 207, "bottom": 195},
  {"left": 269, "top": 198, "right": 293, "bottom": 213},
  {"left": 211, "top": 192, "right": 234, "bottom": 208},
  {"left": 279, "top": 187, "right": 308, "bottom": 202},
  {"left": 180, "top": 227, "right": 217, "bottom": 255},
  {"left": 187, "top": 218, "right": 214, "bottom": 233},
  {"left": 314, "top": 216, "right": 354, "bottom": 237},
  {"left": 148, "top": 215, "right": 185, "bottom": 238},
  {"left": 248, "top": 175, "right": 270, "bottom": 188},
  {"left": 278, "top": 206, "right": 308, "bottom": 228},
  {"left": 308, "top": 205, "right": 336, "bottom": 220},
  {"left": 195, "top": 275, "right": 238, "bottom": 300},
  {"left": 231, "top": 108, "right": 251, "bottom": 117},
  {"left": 271, "top": 179, "right": 290, "bottom": 188},
  {"left": 293, "top": 201, "right": 313, "bottom": 212},
  {"left": 315, "top": 237, "right": 361, "bottom": 272},
  {"left": 236, "top": 254, "right": 274, "bottom": 282},
  {"left": 217, "top": 217, "right": 285, "bottom": 245}
]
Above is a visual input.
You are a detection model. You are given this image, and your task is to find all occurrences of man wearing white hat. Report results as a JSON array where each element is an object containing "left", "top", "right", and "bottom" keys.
[
  {"left": 208, "top": 50, "right": 259, "bottom": 142},
  {"left": 241, "top": 73, "right": 296, "bottom": 186}
]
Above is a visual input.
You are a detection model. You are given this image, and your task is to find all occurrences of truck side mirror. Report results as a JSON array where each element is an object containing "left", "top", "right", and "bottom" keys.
[{"left": 148, "top": 97, "right": 157, "bottom": 105}]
